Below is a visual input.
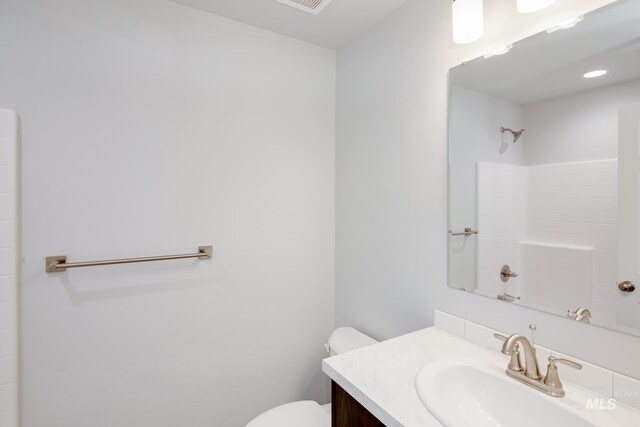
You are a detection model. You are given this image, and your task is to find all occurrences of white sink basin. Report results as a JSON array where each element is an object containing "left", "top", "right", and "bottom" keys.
[{"left": 415, "top": 357, "right": 616, "bottom": 427}]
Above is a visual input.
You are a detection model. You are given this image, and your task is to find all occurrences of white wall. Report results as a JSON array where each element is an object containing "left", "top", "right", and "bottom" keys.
[
  {"left": 474, "top": 160, "right": 620, "bottom": 328},
  {"left": 336, "top": 0, "right": 640, "bottom": 379},
  {"left": 476, "top": 162, "right": 527, "bottom": 297},
  {"left": 0, "top": 110, "right": 19, "bottom": 427},
  {"left": 527, "top": 160, "right": 621, "bottom": 325},
  {"left": 524, "top": 79, "right": 640, "bottom": 165},
  {"left": 449, "top": 86, "right": 524, "bottom": 291},
  {"left": 0, "top": 1, "right": 335, "bottom": 426},
  {"left": 519, "top": 241, "right": 594, "bottom": 312},
  {"left": 335, "top": 0, "right": 445, "bottom": 340}
]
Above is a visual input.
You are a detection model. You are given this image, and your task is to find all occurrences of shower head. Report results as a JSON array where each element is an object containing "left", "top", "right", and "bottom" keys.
[{"left": 501, "top": 127, "right": 525, "bottom": 143}]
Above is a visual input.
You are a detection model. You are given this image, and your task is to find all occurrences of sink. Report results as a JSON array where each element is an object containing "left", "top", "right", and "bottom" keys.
[{"left": 415, "top": 357, "right": 616, "bottom": 427}]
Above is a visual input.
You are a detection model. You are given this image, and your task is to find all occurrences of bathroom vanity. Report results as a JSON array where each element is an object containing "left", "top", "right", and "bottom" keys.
[
  {"left": 323, "top": 322, "right": 640, "bottom": 426},
  {"left": 324, "top": 328, "right": 449, "bottom": 426},
  {"left": 328, "top": 3, "right": 640, "bottom": 425},
  {"left": 331, "top": 381, "right": 384, "bottom": 427}
]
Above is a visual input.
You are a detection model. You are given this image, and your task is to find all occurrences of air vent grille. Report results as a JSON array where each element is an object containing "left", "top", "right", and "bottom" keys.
[{"left": 275, "top": 0, "right": 334, "bottom": 15}]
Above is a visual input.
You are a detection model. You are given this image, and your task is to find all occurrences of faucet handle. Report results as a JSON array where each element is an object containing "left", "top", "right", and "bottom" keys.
[
  {"left": 544, "top": 356, "right": 582, "bottom": 397},
  {"left": 548, "top": 356, "right": 582, "bottom": 370},
  {"left": 493, "top": 333, "right": 507, "bottom": 341}
]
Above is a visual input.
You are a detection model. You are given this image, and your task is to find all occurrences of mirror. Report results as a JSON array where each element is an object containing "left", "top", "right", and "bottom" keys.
[{"left": 448, "top": 0, "right": 640, "bottom": 336}]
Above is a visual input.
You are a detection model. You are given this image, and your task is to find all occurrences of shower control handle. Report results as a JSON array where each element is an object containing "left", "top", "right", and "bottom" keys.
[
  {"left": 618, "top": 281, "right": 636, "bottom": 293},
  {"left": 500, "top": 265, "right": 518, "bottom": 283}
]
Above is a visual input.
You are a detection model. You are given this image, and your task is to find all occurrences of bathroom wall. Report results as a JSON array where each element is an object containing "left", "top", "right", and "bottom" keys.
[
  {"left": 335, "top": 0, "right": 443, "bottom": 340},
  {"left": 475, "top": 160, "right": 619, "bottom": 326},
  {"left": 476, "top": 162, "right": 527, "bottom": 296},
  {"left": 527, "top": 160, "right": 620, "bottom": 324},
  {"left": 524, "top": 79, "right": 640, "bottom": 165},
  {"left": 0, "top": 1, "right": 335, "bottom": 426},
  {"left": 449, "top": 86, "right": 524, "bottom": 292},
  {"left": 336, "top": 0, "right": 640, "bottom": 379},
  {"left": 519, "top": 241, "right": 594, "bottom": 312},
  {"left": 0, "top": 110, "right": 19, "bottom": 427}
]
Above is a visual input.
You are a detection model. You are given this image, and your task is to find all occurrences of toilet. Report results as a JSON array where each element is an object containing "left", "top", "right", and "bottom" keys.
[{"left": 246, "top": 327, "right": 377, "bottom": 427}]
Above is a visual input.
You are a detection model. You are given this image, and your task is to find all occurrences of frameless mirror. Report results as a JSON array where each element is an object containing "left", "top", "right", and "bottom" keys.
[{"left": 448, "top": 0, "right": 640, "bottom": 336}]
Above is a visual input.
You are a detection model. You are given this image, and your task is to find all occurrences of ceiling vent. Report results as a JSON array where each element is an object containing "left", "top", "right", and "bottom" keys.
[{"left": 275, "top": 0, "right": 334, "bottom": 15}]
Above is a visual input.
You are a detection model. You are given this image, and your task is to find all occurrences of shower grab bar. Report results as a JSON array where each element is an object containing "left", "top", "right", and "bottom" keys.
[
  {"left": 45, "top": 245, "right": 213, "bottom": 273},
  {"left": 449, "top": 228, "right": 478, "bottom": 237}
]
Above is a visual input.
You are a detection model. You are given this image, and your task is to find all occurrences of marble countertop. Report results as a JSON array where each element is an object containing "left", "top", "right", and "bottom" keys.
[{"left": 322, "top": 327, "right": 640, "bottom": 427}]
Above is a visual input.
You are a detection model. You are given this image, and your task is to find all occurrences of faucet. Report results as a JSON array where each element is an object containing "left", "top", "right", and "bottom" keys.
[
  {"left": 494, "top": 331, "right": 582, "bottom": 397},
  {"left": 501, "top": 334, "right": 542, "bottom": 379},
  {"left": 567, "top": 307, "right": 591, "bottom": 324}
]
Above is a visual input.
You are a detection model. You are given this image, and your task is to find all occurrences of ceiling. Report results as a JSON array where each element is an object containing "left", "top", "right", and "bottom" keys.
[
  {"left": 451, "top": 0, "right": 640, "bottom": 104},
  {"left": 168, "top": 0, "right": 408, "bottom": 49}
]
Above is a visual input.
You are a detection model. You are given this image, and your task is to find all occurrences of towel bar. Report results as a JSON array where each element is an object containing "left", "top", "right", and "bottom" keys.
[{"left": 46, "top": 245, "right": 213, "bottom": 273}]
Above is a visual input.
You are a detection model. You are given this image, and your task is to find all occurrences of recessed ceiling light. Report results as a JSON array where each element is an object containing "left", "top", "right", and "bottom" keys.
[{"left": 583, "top": 70, "right": 608, "bottom": 79}]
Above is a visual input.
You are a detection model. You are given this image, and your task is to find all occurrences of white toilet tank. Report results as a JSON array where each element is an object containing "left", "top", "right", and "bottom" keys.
[
  {"left": 245, "top": 401, "right": 330, "bottom": 427},
  {"left": 246, "top": 327, "right": 377, "bottom": 427},
  {"left": 326, "top": 327, "right": 377, "bottom": 356}
]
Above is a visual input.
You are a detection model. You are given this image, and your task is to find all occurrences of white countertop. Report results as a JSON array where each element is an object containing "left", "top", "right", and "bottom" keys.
[{"left": 322, "top": 327, "right": 640, "bottom": 427}]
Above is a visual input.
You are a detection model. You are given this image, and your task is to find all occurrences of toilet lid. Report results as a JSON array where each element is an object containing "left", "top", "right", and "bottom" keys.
[
  {"left": 328, "top": 327, "right": 377, "bottom": 355},
  {"left": 245, "top": 401, "right": 329, "bottom": 427}
]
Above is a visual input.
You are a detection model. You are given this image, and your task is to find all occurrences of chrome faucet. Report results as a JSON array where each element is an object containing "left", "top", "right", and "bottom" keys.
[{"left": 494, "top": 330, "right": 582, "bottom": 398}]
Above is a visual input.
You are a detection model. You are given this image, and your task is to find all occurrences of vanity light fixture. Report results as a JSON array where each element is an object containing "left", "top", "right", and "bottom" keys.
[
  {"left": 452, "top": 0, "right": 484, "bottom": 44},
  {"left": 546, "top": 16, "right": 584, "bottom": 33},
  {"left": 517, "top": 0, "right": 556, "bottom": 14},
  {"left": 583, "top": 69, "right": 608, "bottom": 78},
  {"left": 483, "top": 45, "right": 513, "bottom": 58}
]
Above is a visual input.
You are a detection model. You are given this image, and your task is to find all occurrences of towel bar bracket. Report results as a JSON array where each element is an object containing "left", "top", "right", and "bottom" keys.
[{"left": 46, "top": 256, "right": 68, "bottom": 273}]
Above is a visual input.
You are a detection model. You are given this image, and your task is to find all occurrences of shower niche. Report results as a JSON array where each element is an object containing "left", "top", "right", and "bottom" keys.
[{"left": 447, "top": 0, "right": 640, "bottom": 336}]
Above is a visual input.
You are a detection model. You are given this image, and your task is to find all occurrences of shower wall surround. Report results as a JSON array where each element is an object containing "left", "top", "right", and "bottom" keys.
[
  {"left": 0, "top": 109, "right": 19, "bottom": 427},
  {"left": 0, "top": 1, "right": 335, "bottom": 426},
  {"left": 476, "top": 163, "right": 527, "bottom": 297},
  {"left": 477, "top": 160, "right": 620, "bottom": 326}
]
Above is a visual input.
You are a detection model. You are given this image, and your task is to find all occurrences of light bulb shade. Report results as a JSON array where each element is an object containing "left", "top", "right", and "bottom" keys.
[
  {"left": 452, "top": 0, "right": 484, "bottom": 44},
  {"left": 517, "top": 0, "right": 556, "bottom": 13}
]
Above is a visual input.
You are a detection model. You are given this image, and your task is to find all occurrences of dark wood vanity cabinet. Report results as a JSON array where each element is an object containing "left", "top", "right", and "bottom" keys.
[{"left": 331, "top": 381, "right": 386, "bottom": 427}]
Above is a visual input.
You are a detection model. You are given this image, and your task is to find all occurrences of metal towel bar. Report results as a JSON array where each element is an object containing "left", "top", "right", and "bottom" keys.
[
  {"left": 46, "top": 245, "right": 213, "bottom": 273},
  {"left": 449, "top": 228, "right": 478, "bottom": 237}
]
